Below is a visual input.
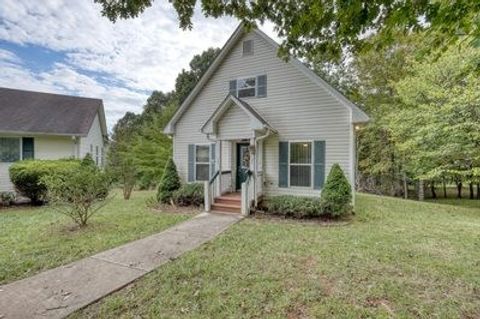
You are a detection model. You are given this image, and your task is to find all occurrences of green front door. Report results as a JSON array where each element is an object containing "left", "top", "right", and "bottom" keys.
[{"left": 236, "top": 143, "right": 250, "bottom": 190}]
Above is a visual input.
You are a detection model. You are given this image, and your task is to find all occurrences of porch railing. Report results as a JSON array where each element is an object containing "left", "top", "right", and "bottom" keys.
[
  {"left": 204, "top": 170, "right": 219, "bottom": 212},
  {"left": 241, "top": 172, "right": 254, "bottom": 216}
]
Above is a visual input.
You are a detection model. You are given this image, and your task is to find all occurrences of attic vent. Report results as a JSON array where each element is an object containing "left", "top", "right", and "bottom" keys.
[{"left": 242, "top": 40, "right": 253, "bottom": 56}]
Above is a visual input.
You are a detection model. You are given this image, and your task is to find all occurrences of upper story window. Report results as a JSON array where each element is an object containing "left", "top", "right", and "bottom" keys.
[
  {"left": 242, "top": 40, "right": 253, "bottom": 56},
  {"left": 229, "top": 75, "right": 267, "bottom": 98},
  {"left": 237, "top": 77, "right": 256, "bottom": 98}
]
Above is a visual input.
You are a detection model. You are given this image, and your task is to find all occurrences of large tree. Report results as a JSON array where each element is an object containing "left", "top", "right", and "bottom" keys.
[{"left": 95, "top": 0, "right": 479, "bottom": 62}]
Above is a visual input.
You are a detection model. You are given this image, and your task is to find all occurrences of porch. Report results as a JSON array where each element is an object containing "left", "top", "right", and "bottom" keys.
[{"left": 201, "top": 94, "right": 276, "bottom": 215}]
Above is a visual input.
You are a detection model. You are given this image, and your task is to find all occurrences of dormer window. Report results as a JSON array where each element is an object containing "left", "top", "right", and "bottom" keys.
[{"left": 242, "top": 40, "right": 253, "bottom": 56}]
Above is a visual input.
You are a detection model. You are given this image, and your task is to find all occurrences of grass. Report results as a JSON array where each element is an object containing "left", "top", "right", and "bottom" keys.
[
  {"left": 72, "top": 193, "right": 480, "bottom": 319},
  {"left": 0, "top": 190, "right": 190, "bottom": 285}
]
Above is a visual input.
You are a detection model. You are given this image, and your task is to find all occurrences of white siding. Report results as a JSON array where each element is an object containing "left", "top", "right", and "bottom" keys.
[
  {"left": 217, "top": 105, "right": 253, "bottom": 140},
  {"left": 173, "top": 31, "right": 352, "bottom": 195},
  {"left": 0, "top": 135, "right": 76, "bottom": 192},
  {"left": 34, "top": 136, "right": 75, "bottom": 160},
  {"left": 79, "top": 114, "right": 105, "bottom": 166}
]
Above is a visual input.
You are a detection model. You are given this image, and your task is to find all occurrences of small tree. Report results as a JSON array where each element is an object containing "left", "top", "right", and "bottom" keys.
[
  {"left": 157, "top": 157, "right": 181, "bottom": 204},
  {"left": 43, "top": 165, "right": 111, "bottom": 227},
  {"left": 320, "top": 163, "right": 352, "bottom": 217}
]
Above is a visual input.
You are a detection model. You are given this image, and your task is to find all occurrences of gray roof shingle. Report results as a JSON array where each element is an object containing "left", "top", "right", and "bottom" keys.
[{"left": 0, "top": 87, "right": 104, "bottom": 136}]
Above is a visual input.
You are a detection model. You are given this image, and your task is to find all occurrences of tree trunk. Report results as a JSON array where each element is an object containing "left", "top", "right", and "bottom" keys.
[
  {"left": 418, "top": 180, "right": 424, "bottom": 201},
  {"left": 477, "top": 184, "right": 480, "bottom": 200},
  {"left": 469, "top": 183, "right": 474, "bottom": 199},
  {"left": 403, "top": 172, "right": 408, "bottom": 199},
  {"left": 443, "top": 179, "right": 447, "bottom": 198},
  {"left": 430, "top": 182, "right": 436, "bottom": 199},
  {"left": 457, "top": 182, "right": 462, "bottom": 199}
]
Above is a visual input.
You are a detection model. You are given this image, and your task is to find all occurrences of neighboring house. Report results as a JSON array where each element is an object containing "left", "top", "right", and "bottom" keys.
[
  {"left": 0, "top": 87, "right": 108, "bottom": 192},
  {"left": 165, "top": 24, "right": 369, "bottom": 214}
]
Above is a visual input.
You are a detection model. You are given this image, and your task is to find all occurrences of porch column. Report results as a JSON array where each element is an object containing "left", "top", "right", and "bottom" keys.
[{"left": 217, "top": 140, "right": 222, "bottom": 196}]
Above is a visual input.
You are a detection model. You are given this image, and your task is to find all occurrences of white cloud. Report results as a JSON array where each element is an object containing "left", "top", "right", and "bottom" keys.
[{"left": 0, "top": 0, "right": 279, "bottom": 128}]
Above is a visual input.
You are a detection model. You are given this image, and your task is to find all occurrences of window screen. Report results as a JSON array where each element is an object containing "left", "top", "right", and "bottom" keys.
[
  {"left": 0, "top": 138, "right": 20, "bottom": 162},
  {"left": 289, "top": 142, "right": 312, "bottom": 187}
]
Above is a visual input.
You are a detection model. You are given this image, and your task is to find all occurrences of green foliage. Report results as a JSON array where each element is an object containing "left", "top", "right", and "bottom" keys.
[
  {"left": 0, "top": 192, "right": 15, "bottom": 207},
  {"left": 95, "top": 0, "right": 479, "bottom": 62},
  {"left": 320, "top": 164, "right": 352, "bottom": 217},
  {"left": 9, "top": 160, "right": 81, "bottom": 204},
  {"left": 260, "top": 195, "right": 323, "bottom": 219},
  {"left": 390, "top": 44, "right": 480, "bottom": 184},
  {"left": 42, "top": 165, "right": 112, "bottom": 227},
  {"left": 172, "top": 183, "right": 204, "bottom": 207},
  {"left": 81, "top": 153, "right": 96, "bottom": 167},
  {"left": 157, "top": 157, "right": 181, "bottom": 204}
]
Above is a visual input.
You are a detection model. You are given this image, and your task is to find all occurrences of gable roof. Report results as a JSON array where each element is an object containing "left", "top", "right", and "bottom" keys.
[
  {"left": 164, "top": 23, "right": 369, "bottom": 135},
  {"left": 201, "top": 94, "right": 276, "bottom": 134},
  {"left": 0, "top": 87, "right": 107, "bottom": 137}
]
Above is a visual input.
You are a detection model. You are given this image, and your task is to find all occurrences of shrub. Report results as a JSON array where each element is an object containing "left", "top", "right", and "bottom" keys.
[
  {"left": 260, "top": 195, "right": 323, "bottom": 218},
  {"left": 42, "top": 165, "right": 111, "bottom": 227},
  {"left": 157, "top": 157, "right": 181, "bottom": 204},
  {"left": 172, "top": 183, "right": 204, "bottom": 207},
  {"left": 9, "top": 159, "right": 81, "bottom": 204},
  {"left": 0, "top": 191, "right": 15, "bottom": 207},
  {"left": 320, "top": 163, "right": 352, "bottom": 217}
]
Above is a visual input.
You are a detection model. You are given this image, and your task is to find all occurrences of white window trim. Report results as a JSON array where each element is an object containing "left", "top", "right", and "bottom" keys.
[
  {"left": 288, "top": 140, "right": 314, "bottom": 189},
  {"left": 236, "top": 76, "right": 258, "bottom": 98},
  {"left": 194, "top": 143, "right": 210, "bottom": 182}
]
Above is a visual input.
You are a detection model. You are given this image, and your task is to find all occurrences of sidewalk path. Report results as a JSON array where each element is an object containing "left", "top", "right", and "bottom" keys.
[{"left": 0, "top": 212, "right": 242, "bottom": 319}]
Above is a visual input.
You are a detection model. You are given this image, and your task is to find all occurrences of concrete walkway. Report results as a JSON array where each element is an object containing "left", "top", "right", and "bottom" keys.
[{"left": 0, "top": 212, "right": 242, "bottom": 319}]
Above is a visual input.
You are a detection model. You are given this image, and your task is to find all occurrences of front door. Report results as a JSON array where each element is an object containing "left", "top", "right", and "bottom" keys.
[{"left": 236, "top": 143, "right": 250, "bottom": 190}]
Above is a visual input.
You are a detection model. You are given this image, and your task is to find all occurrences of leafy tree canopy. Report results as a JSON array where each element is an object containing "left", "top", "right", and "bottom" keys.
[{"left": 94, "top": 0, "right": 479, "bottom": 62}]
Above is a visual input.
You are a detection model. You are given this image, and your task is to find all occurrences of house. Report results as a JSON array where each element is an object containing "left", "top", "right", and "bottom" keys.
[
  {"left": 164, "top": 24, "right": 369, "bottom": 214},
  {"left": 0, "top": 87, "right": 108, "bottom": 192}
]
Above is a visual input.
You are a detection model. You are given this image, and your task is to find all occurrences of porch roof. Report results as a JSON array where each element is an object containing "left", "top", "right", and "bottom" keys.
[{"left": 200, "top": 94, "right": 276, "bottom": 136}]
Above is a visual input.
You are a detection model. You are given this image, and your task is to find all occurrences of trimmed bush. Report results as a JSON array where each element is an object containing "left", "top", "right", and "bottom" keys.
[
  {"left": 320, "top": 163, "right": 352, "bottom": 217},
  {"left": 172, "top": 183, "right": 204, "bottom": 207},
  {"left": 157, "top": 157, "right": 181, "bottom": 204},
  {"left": 260, "top": 195, "right": 323, "bottom": 218},
  {"left": 9, "top": 159, "right": 81, "bottom": 204}
]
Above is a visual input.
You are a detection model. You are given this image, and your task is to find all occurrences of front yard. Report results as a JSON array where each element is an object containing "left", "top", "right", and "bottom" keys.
[
  {"left": 0, "top": 190, "right": 190, "bottom": 285},
  {"left": 72, "top": 193, "right": 480, "bottom": 318}
]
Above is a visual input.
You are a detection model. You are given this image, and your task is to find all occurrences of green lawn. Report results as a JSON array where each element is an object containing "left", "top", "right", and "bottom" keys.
[
  {"left": 0, "top": 190, "right": 190, "bottom": 285},
  {"left": 72, "top": 194, "right": 480, "bottom": 318}
]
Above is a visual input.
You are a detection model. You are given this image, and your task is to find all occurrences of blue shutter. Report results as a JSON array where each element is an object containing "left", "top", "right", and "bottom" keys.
[
  {"left": 314, "top": 141, "right": 326, "bottom": 189},
  {"left": 210, "top": 143, "right": 216, "bottom": 178},
  {"left": 278, "top": 141, "right": 288, "bottom": 187},
  {"left": 22, "top": 137, "right": 34, "bottom": 160},
  {"left": 188, "top": 144, "right": 195, "bottom": 182},
  {"left": 257, "top": 75, "right": 267, "bottom": 97},
  {"left": 229, "top": 80, "right": 237, "bottom": 96}
]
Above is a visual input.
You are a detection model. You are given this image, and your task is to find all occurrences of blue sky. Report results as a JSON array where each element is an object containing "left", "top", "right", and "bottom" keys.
[{"left": 0, "top": 1, "right": 277, "bottom": 129}]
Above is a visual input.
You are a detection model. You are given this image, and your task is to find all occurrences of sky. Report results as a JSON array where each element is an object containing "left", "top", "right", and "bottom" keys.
[{"left": 0, "top": 0, "right": 278, "bottom": 129}]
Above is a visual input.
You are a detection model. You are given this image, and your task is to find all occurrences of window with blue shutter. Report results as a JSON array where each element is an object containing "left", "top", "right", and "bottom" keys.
[
  {"left": 313, "top": 141, "right": 326, "bottom": 189},
  {"left": 229, "top": 80, "right": 237, "bottom": 96},
  {"left": 278, "top": 141, "right": 288, "bottom": 187},
  {"left": 22, "top": 137, "right": 34, "bottom": 160},
  {"left": 188, "top": 144, "right": 195, "bottom": 182},
  {"left": 257, "top": 75, "right": 267, "bottom": 97}
]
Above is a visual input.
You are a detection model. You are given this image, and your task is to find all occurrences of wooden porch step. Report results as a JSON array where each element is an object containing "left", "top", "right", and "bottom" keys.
[
  {"left": 215, "top": 196, "right": 241, "bottom": 205},
  {"left": 211, "top": 202, "right": 241, "bottom": 214}
]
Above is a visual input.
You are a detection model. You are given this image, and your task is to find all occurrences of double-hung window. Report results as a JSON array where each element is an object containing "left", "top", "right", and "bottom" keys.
[
  {"left": 289, "top": 142, "right": 312, "bottom": 187},
  {"left": 195, "top": 145, "right": 210, "bottom": 181},
  {"left": 0, "top": 138, "right": 20, "bottom": 162},
  {"left": 237, "top": 77, "right": 256, "bottom": 98}
]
